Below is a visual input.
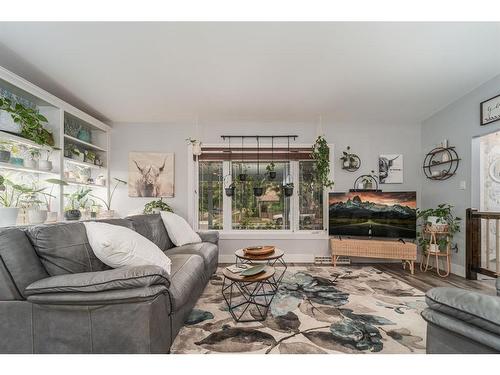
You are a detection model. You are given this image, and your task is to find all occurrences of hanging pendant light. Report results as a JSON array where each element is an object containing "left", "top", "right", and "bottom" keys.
[
  {"left": 283, "top": 136, "right": 294, "bottom": 197},
  {"left": 253, "top": 136, "right": 264, "bottom": 197}
]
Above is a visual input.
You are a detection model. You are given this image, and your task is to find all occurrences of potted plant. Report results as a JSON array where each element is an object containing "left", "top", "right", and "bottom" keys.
[
  {"left": 84, "top": 150, "right": 96, "bottom": 164},
  {"left": 0, "top": 97, "right": 54, "bottom": 146},
  {"left": 9, "top": 144, "right": 25, "bottom": 167},
  {"left": 43, "top": 178, "right": 68, "bottom": 222},
  {"left": 362, "top": 170, "right": 377, "bottom": 190},
  {"left": 252, "top": 176, "right": 265, "bottom": 197},
  {"left": 64, "top": 187, "right": 92, "bottom": 221},
  {"left": 24, "top": 190, "right": 49, "bottom": 225},
  {"left": 283, "top": 182, "right": 294, "bottom": 197},
  {"left": 266, "top": 162, "right": 276, "bottom": 179},
  {"left": 90, "top": 178, "right": 127, "bottom": 218},
  {"left": 71, "top": 147, "right": 85, "bottom": 162},
  {"left": 25, "top": 148, "right": 41, "bottom": 169},
  {"left": 224, "top": 174, "right": 235, "bottom": 197},
  {"left": 144, "top": 198, "right": 173, "bottom": 214},
  {"left": 340, "top": 146, "right": 360, "bottom": 170},
  {"left": 417, "top": 204, "right": 461, "bottom": 252},
  {"left": 311, "top": 135, "right": 334, "bottom": 188},
  {"left": 0, "top": 177, "right": 35, "bottom": 226},
  {"left": 238, "top": 164, "right": 248, "bottom": 182},
  {"left": 0, "top": 141, "right": 11, "bottom": 162},
  {"left": 186, "top": 137, "right": 202, "bottom": 156},
  {"left": 39, "top": 147, "right": 60, "bottom": 171}
]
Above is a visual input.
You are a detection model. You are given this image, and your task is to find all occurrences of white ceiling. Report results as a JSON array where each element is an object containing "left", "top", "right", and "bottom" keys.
[{"left": 0, "top": 22, "right": 499, "bottom": 124}]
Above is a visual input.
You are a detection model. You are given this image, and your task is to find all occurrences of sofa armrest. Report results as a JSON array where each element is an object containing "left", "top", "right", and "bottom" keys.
[
  {"left": 425, "top": 287, "right": 500, "bottom": 335},
  {"left": 24, "top": 265, "right": 170, "bottom": 297},
  {"left": 197, "top": 231, "right": 219, "bottom": 245}
]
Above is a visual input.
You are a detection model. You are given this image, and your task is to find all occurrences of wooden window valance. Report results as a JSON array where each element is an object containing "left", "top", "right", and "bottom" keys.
[{"left": 197, "top": 147, "right": 314, "bottom": 161}]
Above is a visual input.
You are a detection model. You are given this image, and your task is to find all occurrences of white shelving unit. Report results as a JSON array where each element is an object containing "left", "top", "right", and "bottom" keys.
[{"left": 0, "top": 65, "right": 111, "bottom": 225}]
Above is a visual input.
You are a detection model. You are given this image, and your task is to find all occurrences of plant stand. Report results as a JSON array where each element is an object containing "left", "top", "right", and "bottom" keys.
[{"left": 420, "top": 229, "right": 451, "bottom": 277}]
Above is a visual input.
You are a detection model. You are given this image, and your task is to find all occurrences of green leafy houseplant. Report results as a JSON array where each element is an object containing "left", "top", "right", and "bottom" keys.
[
  {"left": 361, "top": 170, "right": 377, "bottom": 189},
  {"left": 90, "top": 178, "right": 127, "bottom": 211},
  {"left": 0, "top": 97, "right": 54, "bottom": 146},
  {"left": 64, "top": 187, "right": 92, "bottom": 221},
  {"left": 144, "top": 198, "right": 173, "bottom": 214},
  {"left": 266, "top": 162, "right": 276, "bottom": 179},
  {"left": 417, "top": 204, "right": 461, "bottom": 251},
  {"left": 311, "top": 135, "right": 334, "bottom": 188},
  {"left": 44, "top": 178, "right": 68, "bottom": 212}
]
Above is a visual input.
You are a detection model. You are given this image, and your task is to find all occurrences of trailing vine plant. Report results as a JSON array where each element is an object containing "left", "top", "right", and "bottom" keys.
[
  {"left": 311, "top": 135, "right": 334, "bottom": 188},
  {"left": 0, "top": 97, "right": 54, "bottom": 146}
]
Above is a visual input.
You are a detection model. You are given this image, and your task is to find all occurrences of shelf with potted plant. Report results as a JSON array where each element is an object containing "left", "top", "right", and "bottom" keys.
[
  {"left": 64, "top": 157, "right": 106, "bottom": 170},
  {"left": 63, "top": 134, "right": 107, "bottom": 152}
]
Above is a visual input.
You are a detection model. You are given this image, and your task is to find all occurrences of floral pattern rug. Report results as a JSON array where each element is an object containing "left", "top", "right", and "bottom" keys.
[{"left": 171, "top": 265, "right": 427, "bottom": 354}]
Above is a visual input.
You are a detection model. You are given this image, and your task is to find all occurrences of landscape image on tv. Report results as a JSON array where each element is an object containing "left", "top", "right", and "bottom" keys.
[{"left": 329, "top": 191, "right": 417, "bottom": 239}]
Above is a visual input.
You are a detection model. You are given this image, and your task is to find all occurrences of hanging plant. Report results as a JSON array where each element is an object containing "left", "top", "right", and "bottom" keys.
[
  {"left": 0, "top": 97, "right": 54, "bottom": 146},
  {"left": 311, "top": 135, "right": 334, "bottom": 188},
  {"left": 283, "top": 182, "right": 294, "bottom": 197},
  {"left": 266, "top": 162, "right": 276, "bottom": 179}
]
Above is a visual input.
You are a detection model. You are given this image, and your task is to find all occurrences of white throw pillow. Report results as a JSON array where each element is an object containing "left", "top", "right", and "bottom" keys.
[
  {"left": 160, "top": 212, "right": 202, "bottom": 246},
  {"left": 83, "top": 222, "right": 172, "bottom": 274}
]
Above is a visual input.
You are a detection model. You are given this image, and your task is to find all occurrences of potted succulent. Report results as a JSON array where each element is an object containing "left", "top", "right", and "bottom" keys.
[
  {"left": 25, "top": 148, "right": 41, "bottom": 169},
  {"left": 90, "top": 177, "right": 127, "bottom": 218},
  {"left": 266, "top": 162, "right": 276, "bottom": 179},
  {"left": 283, "top": 182, "right": 294, "bottom": 197},
  {"left": 0, "top": 141, "right": 11, "bottom": 162},
  {"left": 0, "top": 97, "right": 54, "bottom": 146},
  {"left": 143, "top": 198, "right": 173, "bottom": 214},
  {"left": 64, "top": 187, "right": 92, "bottom": 221}
]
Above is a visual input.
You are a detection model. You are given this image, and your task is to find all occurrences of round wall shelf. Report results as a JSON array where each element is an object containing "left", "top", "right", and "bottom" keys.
[{"left": 422, "top": 146, "right": 460, "bottom": 180}]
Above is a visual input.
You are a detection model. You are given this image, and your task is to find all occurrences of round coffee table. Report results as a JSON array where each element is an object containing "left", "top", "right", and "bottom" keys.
[
  {"left": 235, "top": 247, "right": 287, "bottom": 283},
  {"left": 222, "top": 266, "right": 278, "bottom": 322}
]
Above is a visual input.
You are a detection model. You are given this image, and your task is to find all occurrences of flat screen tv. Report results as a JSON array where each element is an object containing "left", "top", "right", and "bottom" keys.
[{"left": 329, "top": 191, "right": 417, "bottom": 239}]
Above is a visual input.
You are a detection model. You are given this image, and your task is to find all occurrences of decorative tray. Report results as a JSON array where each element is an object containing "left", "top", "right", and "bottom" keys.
[
  {"left": 243, "top": 245, "right": 275, "bottom": 256},
  {"left": 240, "top": 264, "right": 266, "bottom": 277}
]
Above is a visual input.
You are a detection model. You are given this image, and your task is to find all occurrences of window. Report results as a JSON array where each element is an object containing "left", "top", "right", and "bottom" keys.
[
  {"left": 196, "top": 150, "right": 327, "bottom": 232},
  {"left": 231, "top": 162, "right": 290, "bottom": 230},
  {"left": 298, "top": 161, "right": 324, "bottom": 230},
  {"left": 198, "top": 161, "right": 223, "bottom": 230}
]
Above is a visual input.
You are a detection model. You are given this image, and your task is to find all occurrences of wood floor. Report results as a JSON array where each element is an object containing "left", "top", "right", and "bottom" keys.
[{"left": 373, "top": 263, "right": 497, "bottom": 295}]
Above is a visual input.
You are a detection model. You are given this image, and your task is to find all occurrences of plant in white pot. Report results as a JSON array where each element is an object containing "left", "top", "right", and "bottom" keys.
[
  {"left": 25, "top": 148, "right": 41, "bottom": 169},
  {"left": 143, "top": 197, "right": 173, "bottom": 214},
  {"left": 90, "top": 178, "right": 127, "bottom": 218},
  {"left": 39, "top": 147, "right": 60, "bottom": 171},
  {"left": 0, "top": 176, "right": 35, "bottom": 226},
  {"left": 417, "top": 204, "right": 461, "bottom": 252},
  {"left": 23, "top": 191, "right": 48, "bottom": 225},
  {"left": 44, "top": 178, "right": 68, "bottom": 222}
]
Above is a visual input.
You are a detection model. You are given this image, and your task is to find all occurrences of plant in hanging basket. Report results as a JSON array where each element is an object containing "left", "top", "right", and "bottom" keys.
[
  {"left": 225, "top": 182, "right": 236, "bottom": 197},
  {"left": 252, "top": 176, "right": 265, "bottom": 197},
  {"left": 311, "top": 135, "right": 334, "bottom": 188},
  {"left": 266, "top": 162, "right": 276, "bottom": 179},
  {"left": 283, "top": 182, "right": 294, "bottom": 197}
]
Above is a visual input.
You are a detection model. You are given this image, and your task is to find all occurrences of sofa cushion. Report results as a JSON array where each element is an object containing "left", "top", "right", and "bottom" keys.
[
  {"left": 127, "top": 214, "right": 173, "bottom": 251},
  {"left": 426, "top": 287, "right": 500, "bottom": 336},
  {"left": 168, "top": 254, "right": 206, "bottom": 312},
  {"left": 0, "top": 228, "right": 49, "bottom": 298},
  {"left": 25, "top": 220, "right": 134, "bottom": 276},
  {"left": 166, "top": 242, "right": 218, "bottom": 271}
]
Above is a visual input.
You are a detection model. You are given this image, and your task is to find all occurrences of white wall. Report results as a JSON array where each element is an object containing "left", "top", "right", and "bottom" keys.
[
  {"left": 421, "top": 74, "right": 500, "bottom": 276},
  {"left": 111, "top": 120, "right": 422, "bottom": 261}
]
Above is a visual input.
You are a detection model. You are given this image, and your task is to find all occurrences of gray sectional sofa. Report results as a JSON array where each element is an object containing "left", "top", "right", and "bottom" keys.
[
  {"left": 422, "top": 281, "right": 500, "bottom": 353},
  {"left": 0, "top": 214, "right": 219, "bottom": 353}
]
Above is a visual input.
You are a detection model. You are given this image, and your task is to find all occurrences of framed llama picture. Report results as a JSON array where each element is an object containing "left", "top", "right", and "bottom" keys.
[
  {"left": 128, "top": 152, "right": 174, "bottom": 197},
  {"left": 379, "top": 154, "right": 403, "bottom": 184},
  {"left": 481, "top": 94, "right": 500, "bottom": 126}
]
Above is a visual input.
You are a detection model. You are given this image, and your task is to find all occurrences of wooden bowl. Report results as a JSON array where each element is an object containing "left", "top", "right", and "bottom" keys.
[{"left": 243, "top": 245, "right": 275, "bottom": 256}]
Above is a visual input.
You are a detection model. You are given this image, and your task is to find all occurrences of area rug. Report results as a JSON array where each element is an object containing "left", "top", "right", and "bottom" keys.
[{"left": 171, "top": 265, "right": 427, "bottom": 354}]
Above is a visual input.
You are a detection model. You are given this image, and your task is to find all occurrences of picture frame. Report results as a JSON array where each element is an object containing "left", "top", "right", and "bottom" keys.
[
  {"left": 128, "top": 152, "right": 175, "bottom": 198},
  {"left": 480, "top": 94, "right": 500, "bottom": 126}
]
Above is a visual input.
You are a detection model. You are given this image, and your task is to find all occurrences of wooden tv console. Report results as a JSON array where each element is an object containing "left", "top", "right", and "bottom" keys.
[{"left": 330, "top": 237, "right": 417, "bottom": 274}]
